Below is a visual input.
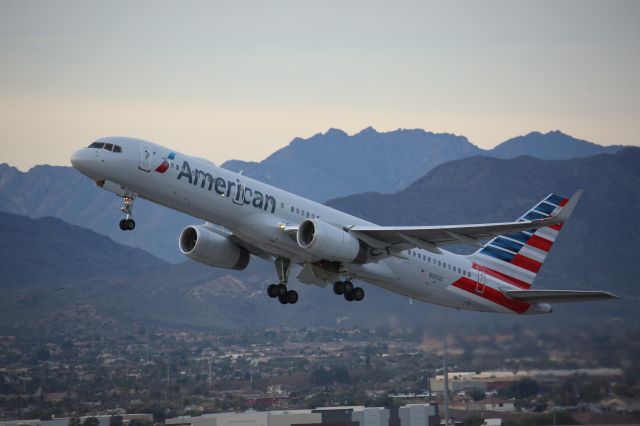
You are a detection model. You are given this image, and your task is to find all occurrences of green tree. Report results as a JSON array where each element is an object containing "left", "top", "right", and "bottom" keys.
[
  {"left": 83, "top": 417, "right": 100, "bottom": 426},
  {"left": 334, "top": 366, "right": 352, "bottom": 384},
  {"left": 467, "top": 388, "right": 485, "bottom": 401},
  {"left": 500, "top": 378, "right": 539, "bottom": 399},
  {"left": 109, "top": 416, "right": 123, "bottom": 426},
  {"left": 311, "top": 367, "right": 332, "bottom": 386},
  {"left": 463, "top": 415, "right": 484, "bottom": 426},
  {"left": 69, "top": 417, "right": 81, "bottom": 426}
]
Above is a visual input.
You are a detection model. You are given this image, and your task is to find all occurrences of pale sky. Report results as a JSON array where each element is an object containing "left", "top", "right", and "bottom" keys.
[{"left": 1, "top": 0, "right": 639, "bottom": 171}]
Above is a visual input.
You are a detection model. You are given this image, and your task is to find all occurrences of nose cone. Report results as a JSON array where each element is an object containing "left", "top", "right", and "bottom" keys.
[
  {"left": 70, "top": 149, "right": 89, "bottom": 171},
  {"left": 70, "top": 148, "right": 101, "bottom": 178},
  {"left": 70, "top": 149, "right": 82, "bottom": 169}
]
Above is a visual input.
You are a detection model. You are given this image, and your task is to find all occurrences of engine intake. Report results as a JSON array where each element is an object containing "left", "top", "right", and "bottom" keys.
[
  {"left": 297, "top": 219, "right": 367, "bottom": 264},
  {"left": 179, "top": 225, "right": 250, "bottom": 270}
]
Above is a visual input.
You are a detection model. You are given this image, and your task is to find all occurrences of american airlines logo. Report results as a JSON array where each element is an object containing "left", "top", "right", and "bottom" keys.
[{"left": 177, "top": 160, "right": 277, "bottom": 213}]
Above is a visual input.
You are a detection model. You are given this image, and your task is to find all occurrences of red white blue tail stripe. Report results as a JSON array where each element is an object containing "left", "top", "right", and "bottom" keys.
[{"left": 471, "top": 193, "right": 569, "bottom": 289}]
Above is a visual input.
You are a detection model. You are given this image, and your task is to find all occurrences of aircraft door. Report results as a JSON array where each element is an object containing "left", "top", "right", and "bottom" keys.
[
  {"left": 476, "top": 268, "right": 486, "bottom": 293},
  {"left": 139, "top": 144, "right": 152, "bottom": 171}
]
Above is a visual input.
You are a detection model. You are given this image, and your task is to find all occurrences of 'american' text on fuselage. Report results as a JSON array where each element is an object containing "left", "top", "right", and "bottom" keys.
[{"left": 177, "top": 161, "right": 276, "bottom": 213}]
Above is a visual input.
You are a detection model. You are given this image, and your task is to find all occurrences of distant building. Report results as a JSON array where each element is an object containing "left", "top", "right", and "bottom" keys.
[
  {"left": 166, "top": 404, "right": 440, "bottom": 426},
  {"left": 398, "top": 404, "right": 439, "bottom": 426},
  {"left": 0, "top": 414, "right": 153, "bottom": 426}
]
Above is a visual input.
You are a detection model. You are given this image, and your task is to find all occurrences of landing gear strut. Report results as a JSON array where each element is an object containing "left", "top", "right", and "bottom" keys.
[
  {"left": 118, "top": 194, "right": 136, "bottom": 231},
  {"left": 333, "top": 280, "right": 364, "bottom": 302},
  {"left": 267, "top": 257, "right": 298, "bottom": 305}
]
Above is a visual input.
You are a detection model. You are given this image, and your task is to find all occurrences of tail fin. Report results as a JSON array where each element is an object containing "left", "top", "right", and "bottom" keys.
[{"left": 471, "top": 192, "right": 578, "bottom": 289}]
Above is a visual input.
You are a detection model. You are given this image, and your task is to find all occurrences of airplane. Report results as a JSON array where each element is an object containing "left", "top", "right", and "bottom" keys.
[{"left": 70, "top": 137, "right": 616, "bottom": 314}]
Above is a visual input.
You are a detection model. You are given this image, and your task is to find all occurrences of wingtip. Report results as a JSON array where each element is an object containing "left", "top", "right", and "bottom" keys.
[{"left": 555, "top": 189, "right": 583, "bottom": 222}]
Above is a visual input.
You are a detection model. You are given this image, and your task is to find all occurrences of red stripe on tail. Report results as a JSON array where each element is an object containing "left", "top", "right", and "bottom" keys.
[
  {"left": 472, "top": 263, "right": 531, "bottom": 289},
  {"left": 511, "top": 254, "right": 542, "bottom": 273},
  {"left": 452, "top": 277, "right": 531, "bottom": 314},
  {"left": 526, "top": 235, "right": 553, "bottom": 252}
]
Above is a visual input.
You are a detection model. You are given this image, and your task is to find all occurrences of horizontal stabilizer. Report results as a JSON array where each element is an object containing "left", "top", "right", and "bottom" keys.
[{"left": 504, "top": 289, "right": 617, "bottom": 304}]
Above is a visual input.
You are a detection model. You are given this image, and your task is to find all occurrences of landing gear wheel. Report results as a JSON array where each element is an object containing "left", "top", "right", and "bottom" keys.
[
  {"left": 344, "top": 281, "right": 354, "bottom": 294},
  {"left": 333, "top": 281, "right": 345, "bottom": 295},
  {"left": 344, "top": 291, "right": 355, "bottom": 302},
  {"left": 119, "top": 193, "right": 136, "bottom": 231},
  {"left": 276, "top": 284, "right": 288, "bottom": 297},
  {"left": 267, "top": 284, "right": 279, "bottom": 298},
  {"left": 278, "top": 294, "right": 289, "bottom": 304},
  {"left": 286, "top": 290, "right": 298, "bottom": 304},
  {"left": 119, "top": 218, "right": 135, "bottom": 231},
  {"left": 353, "top": 287, "right": 365, "bottom": 301}
]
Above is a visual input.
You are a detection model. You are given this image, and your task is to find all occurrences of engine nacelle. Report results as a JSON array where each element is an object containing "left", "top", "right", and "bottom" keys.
[
  {"left": 179, "top": 225, "right": 250, "bottom": 270},
  {"left": 297, "top": 219, "right": 367, "bottom": 264}
]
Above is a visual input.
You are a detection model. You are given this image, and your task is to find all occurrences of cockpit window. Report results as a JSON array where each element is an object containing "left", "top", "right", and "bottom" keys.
[{"left": 87, "top": 142, "right": 123, "bottom": 153}]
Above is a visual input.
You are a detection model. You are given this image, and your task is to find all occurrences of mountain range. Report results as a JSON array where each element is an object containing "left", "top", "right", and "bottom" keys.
[
  {"left": 222, "top": 128, "right": 622, "bottom": 201},
  {"left": 0, "top": 129, "right": 624, "bottom": 263}
]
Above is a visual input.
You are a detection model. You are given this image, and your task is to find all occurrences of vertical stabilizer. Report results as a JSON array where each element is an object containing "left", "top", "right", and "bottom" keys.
[{"left": 470, "top": 192, "right": 579, "bottom": 289}]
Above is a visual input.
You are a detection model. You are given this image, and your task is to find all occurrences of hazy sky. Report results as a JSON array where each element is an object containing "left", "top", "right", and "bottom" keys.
[{"left": 1, "top": 0, "right": 638, "bottom": 170}]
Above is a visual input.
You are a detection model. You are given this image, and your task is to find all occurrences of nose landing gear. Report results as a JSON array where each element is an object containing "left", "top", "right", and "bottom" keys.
[{"left": 118, "top": 193, "right": 136, "bottom": 231}]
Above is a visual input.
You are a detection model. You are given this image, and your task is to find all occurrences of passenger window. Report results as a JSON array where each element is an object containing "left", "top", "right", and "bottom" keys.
[
  {"left": 311, "top": 214, "right": 316, "bottom": 219},
  {"left": 296, "top": 208, "right": 299, "bottom": 214},
  {"left": 438, "top": 261, "right": 441, "bottom": 267},
  {"left": 301, "top": 210, "right": 305, "bottom": 216},
  {"left": 291, "top": 206, "right": 294, "bottom": 213},
  {"left": 306, "top": 212, "right": 310, "bottom": 218},
  {"left": 281, "top": 202, "right": 284, "bottom": 209},
  {"left": 428, "top": 257, "right": 431, "bottom": 263},
  {"left": 113, "top": 145, "right": 122, "bottom": 153},
  {"left": 423, "top": 254, "right": 426, "bottom": 260}
]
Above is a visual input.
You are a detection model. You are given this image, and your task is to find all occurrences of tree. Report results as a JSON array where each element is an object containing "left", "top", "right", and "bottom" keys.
[
  {"left": 467, "top": 388, "right": 485, "bottom": 402},
  {"left": 311, "top": 367, "right": 332, "bottom": 386},
  {"left": 334, "top": 366, "right": 352, "bottom": 384},
  {"left": 463, "top": 415, "right": 484, "bottom": 426},
  {"left": 500, "top": 378, "right": 539, "bottom": 399},
  {"left": 109, "top": 416, "right": 123, "bottom": 426},
  {"left": 69, "top": 417, "right": 81, "bottom": 426},
  {"left": 83, "top": 417, "right": 100, "bottom": 426}
]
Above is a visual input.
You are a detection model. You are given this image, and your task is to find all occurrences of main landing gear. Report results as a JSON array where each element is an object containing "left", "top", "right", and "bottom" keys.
[
  {"left": 333, "top": 280, "right": 365, "bottom": 302},
  {"left": 118, "top": 194, "right": 136, "bottom": 231},
  {"left": 267, "top": 257, "right": 298, "bottom": 305}
]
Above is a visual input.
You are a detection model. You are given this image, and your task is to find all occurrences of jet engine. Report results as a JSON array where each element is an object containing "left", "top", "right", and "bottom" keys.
[
  {"left": 297, "top": 219, "right": 367, "bottom": 264},
  {"left": 179, "top": 225, "right": 250, "bottom": 270}
]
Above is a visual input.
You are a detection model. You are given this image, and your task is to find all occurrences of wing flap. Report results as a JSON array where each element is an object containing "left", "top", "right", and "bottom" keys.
[{"left": 504, "top": 289, "right": 617, "bottom": 303}]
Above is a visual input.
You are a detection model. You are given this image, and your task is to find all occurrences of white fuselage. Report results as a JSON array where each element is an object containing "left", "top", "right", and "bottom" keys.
[{"left": 71, "top": 137, "right": 549, "bottom": 314}]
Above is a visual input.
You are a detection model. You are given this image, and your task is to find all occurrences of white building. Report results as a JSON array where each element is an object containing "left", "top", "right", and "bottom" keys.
[{"left": 399, "top": 404, "right": 439, "bottom": 426}]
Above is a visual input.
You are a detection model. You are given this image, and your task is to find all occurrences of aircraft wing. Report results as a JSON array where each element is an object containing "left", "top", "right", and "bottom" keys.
[
  {"left": 503, "top": 289, "right": 618, "bottom": 303},
  {"left": 351, "top": 190, "right": 582, "bottom": 254}
]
